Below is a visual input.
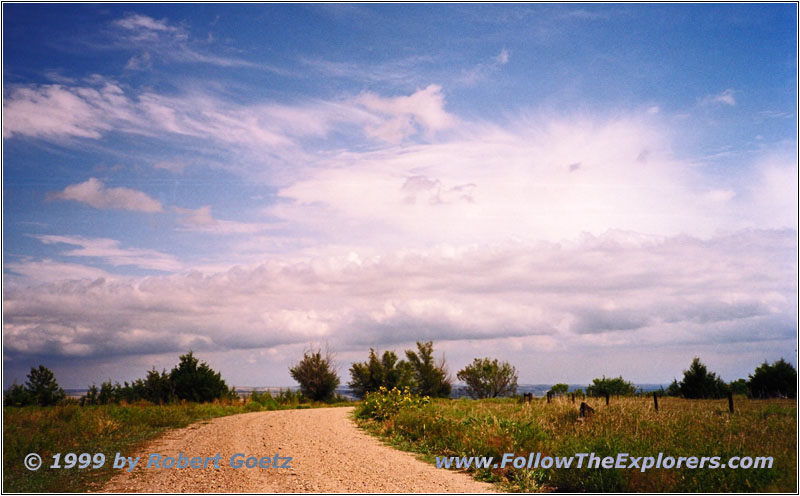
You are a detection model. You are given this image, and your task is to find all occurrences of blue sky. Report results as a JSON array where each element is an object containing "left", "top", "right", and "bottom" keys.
[{"left": 3, "top": 4, "right": 797, "bottom": 389}]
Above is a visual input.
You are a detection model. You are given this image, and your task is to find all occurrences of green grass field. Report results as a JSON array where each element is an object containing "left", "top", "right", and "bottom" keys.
[
  {"left": 356, "top": 395, "right": 797, "bottom": 492},
  {"left": 2, "top": 397, "right": 349, "bottom": 493}
]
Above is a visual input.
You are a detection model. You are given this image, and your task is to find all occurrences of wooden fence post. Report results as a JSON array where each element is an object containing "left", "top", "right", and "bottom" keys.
[
  {"left": 728, "top": 391, "right": 734, "bottom": 413},
  {"left": 571, "top": 393, "right": 575, "bottom": 403},
  {"left": 653, "top": 391, "right": 659, "bottom": 412},
  {"left": 546, "top": 391, "right": 552, "bottom": 403},
  {"left": 605, "top": 392, "right": 610, "bottom": 406}
]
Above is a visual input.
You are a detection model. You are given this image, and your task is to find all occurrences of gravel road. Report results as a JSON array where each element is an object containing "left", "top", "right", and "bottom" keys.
[{"left": 102, "top": 406, "right": 496, "bottom": 492}]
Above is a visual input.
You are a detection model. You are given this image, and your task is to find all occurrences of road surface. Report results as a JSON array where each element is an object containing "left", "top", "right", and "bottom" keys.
[{"left": 102, "top": 406, "right": 495, "bottom": 492}]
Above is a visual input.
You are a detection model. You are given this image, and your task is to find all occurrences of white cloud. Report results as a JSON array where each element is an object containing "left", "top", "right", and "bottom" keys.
[
  {"left": 113, "top": 14, "right": 187, "bottom": 42},
  {"left": 49, "top": 178, "right": 163, "bottom": 213},
  {"left": 34, "top": 235, "right": 182, "bottom": 272},
  {"left": 703, "top": 88, "right": 736, "bottom": 106},
  {"left": 4, "top": 230, "right": 794, "bottom": 374},
  {"left": 495, "top": 48, "right": 510, "bottom": 65},
  {"left": 355, "top": 84, "right": 456, "bottom": 143},
  {"left": 172, "top": 205, "right": 276, "bottom": 235}
]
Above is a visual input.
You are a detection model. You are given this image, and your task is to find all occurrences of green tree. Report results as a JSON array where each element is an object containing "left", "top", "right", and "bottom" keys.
[
  {"left": 678, "top": 357, "right": 728, "bottom": 399},
  {"left": 349, "top": 349, "right": 413, "bottom": 398},
  {"left": 143, "top": 368, "right": 173, "bottom": 404},
  {"left": 456, "top": 357, "right": 518, "bottom": 399},
  {"left": 551, "top": 383, "right": 569, "bottom": 396},
  {"left": 4, "top": 382, "right": 32, "bottom": 407},
  {"left": 586, "top": 375, "right": 635, "bottom": 397},
  {"left": 748, "top": 358, "right": 797, "bottom": 399},
  {"left": 728, "top": 378, "right": 749, "bottom": 396},
  {"left": 289, "top": 348, "right": 340, "bottom": 401},
  {"left": 81, "top": 384, "right": 99, "bottom": 406},
  {"left": 405, "top": 341, "right": 452, "bottom": 398},
  {"left": 170, "top": 351, "right": 232, "bottom": 403},
  {"left": 98, "top": 381, "right": 116, "bottom": 404},
  {"left": 665, "top": 378, "right": 681, "bottom": 396},
  {"left": 24, "top": 365, "right": 66, "bottom": 406}
]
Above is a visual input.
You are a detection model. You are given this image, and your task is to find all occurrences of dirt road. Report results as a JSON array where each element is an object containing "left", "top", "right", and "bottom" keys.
[{"left": 102, "top": 406, "right": 495, "bottom": 492}]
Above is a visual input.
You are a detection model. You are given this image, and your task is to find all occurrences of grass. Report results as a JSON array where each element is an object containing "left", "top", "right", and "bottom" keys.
[
  {"left": 355, "top": 395, "right": 797, "bottom": 492},
  {"left": 3, "top": 397, "right": 351, "bottom": 493}
]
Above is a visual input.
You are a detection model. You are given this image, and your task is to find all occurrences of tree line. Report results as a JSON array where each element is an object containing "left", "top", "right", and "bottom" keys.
[
  {"left": 4, "top": 345, "right": 796, "bottom": 407},
  {"left": 292, "top": 343, "right": 797, "bottom": 401},
  {"left": 4, "top": 351, "right": 236, "bottom": 407}
]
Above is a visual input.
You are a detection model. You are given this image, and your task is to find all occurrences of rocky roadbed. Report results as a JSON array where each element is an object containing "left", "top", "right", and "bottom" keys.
[{"left": 102, "top": 406, "right": 495, "bottom": 493}]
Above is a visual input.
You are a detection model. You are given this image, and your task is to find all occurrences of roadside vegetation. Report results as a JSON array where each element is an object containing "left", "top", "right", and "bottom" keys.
[{"left": 354, "top": 355, "right": 797, "bottom": 492}]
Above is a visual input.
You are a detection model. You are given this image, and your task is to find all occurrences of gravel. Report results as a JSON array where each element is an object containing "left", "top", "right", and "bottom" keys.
[{"left": 101, "top": 406, "right": 496, "bottom": 493}]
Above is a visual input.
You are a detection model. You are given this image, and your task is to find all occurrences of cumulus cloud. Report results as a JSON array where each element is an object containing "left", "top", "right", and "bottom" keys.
[
  {"left": 4, "top": 230, "right": 795, "bottom": 367},
  {"left": 48, "top": 178, "right": 163, "bottom": 212}
]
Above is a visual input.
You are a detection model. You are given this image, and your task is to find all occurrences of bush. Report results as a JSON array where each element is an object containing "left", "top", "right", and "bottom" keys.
[
  {"left": 355, "top": 386, "right": 430, "bottom": 421},
  {"left": 456, "top": 357, "right": 518, "bottom": 399},
  {"left": 289, "top": 348, "right": 340, "bottom": 401},
  {"left": 4, "top": 383, "right": 31, "bottom": 407},
  {"left": 586, "top": 376, "right": 635, "bottom": 397}
]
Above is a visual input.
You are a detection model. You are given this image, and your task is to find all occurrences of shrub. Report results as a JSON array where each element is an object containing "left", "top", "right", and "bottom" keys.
[
  {"left": 289, "top": 348, "right": 340, "bottom": 401},
  {"left": 3, "top": 382, "right": 31, "bottom": 407},
  {"left": 587, "top": 376, "right": 635, "bottom": 397},
  {"left": 356, "top": 386, "right": 430, "bottom": 421},
  {"left": 456, "top": 357, "right": 518, "bottom": 399}
]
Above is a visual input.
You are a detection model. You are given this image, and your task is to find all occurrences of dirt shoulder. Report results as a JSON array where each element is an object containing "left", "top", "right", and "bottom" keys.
[{"left": 101, "top": 406, "right": 496, "bottom": 493}]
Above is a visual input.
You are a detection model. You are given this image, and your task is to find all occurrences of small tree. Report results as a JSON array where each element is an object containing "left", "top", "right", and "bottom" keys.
[
  {"left": 679, "top": 357, "right": 728, "bottom": 399},
  {"left": 587, "top": 376, "right": 635, "bottom": 397},
  {"left": 748, "top": 358, "right": 797, "bottom": 399},
  {"left": 405, "top": 341, "right": 452, "bottom": 398},
  {"left": 143, "top": 368, "right": 173, "bottom": 404},
  {"left": 24, "top": 365, "right": 65, "bottom": 406},
  {"left": 4, "top": 381, "right": 32, "bottom": 407},
  {"left": 349, "top": 349, "right": 413, "bottom": 398},
  {"left": 665, "top": 379, "right": 681, "bottom": 397},
  {"left": 551, "top": 383, "right": 569, "bottom": 396},
  {"left": 81, "top": 384, "right": 99, "bottom": 406},
  {"left": 456, "top": 357, "right": 518, "bottom": 399},
  {"left": 289, "top": 347, "right": 340, "bottom": 401},
  {"left": 728, "top": 378, "right": 749, "bottom": 396},
  {"left": 170, "top": 351, "right": 232, "bottom": 403},
  {"left": 97, "top": 381, "right": 116, "bottom": 404}
]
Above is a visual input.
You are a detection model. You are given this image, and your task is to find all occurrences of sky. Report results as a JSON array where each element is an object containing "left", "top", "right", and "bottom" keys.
[{"left": 2, "top": 3, "right": 797, "bottom": 389}]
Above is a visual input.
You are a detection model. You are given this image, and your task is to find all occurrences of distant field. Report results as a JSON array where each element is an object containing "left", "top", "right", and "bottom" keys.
[
  {"left": 356, "top": 395, "right": 797, "bottom": 492},
  {"left": 2, "top": 398, "right": 349, "bottom": 493}
]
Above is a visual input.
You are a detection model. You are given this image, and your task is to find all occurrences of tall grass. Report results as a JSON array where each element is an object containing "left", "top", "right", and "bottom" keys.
[
  {"left": 3, "top": 394, "right": 350, "bottom": 493},
  {"left": 356, "top": 395, "right": 796, "bottom": 492}
]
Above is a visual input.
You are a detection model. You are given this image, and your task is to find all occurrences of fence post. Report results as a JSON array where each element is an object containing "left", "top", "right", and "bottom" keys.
[
  {"left": 653, "top": 391, "right": 659, "bottom": 412},
  {"left": 546, "top": 391, "right": 552, "bottom": 403},
  {"left": 728, "top": 391, "right": 734, "bottom": 413},
  {"left": 571, "top": 393, "right": 575, "bottom": 403},
  {"left": 605, "top": 392, "right": 610, "bottom": 406}
]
